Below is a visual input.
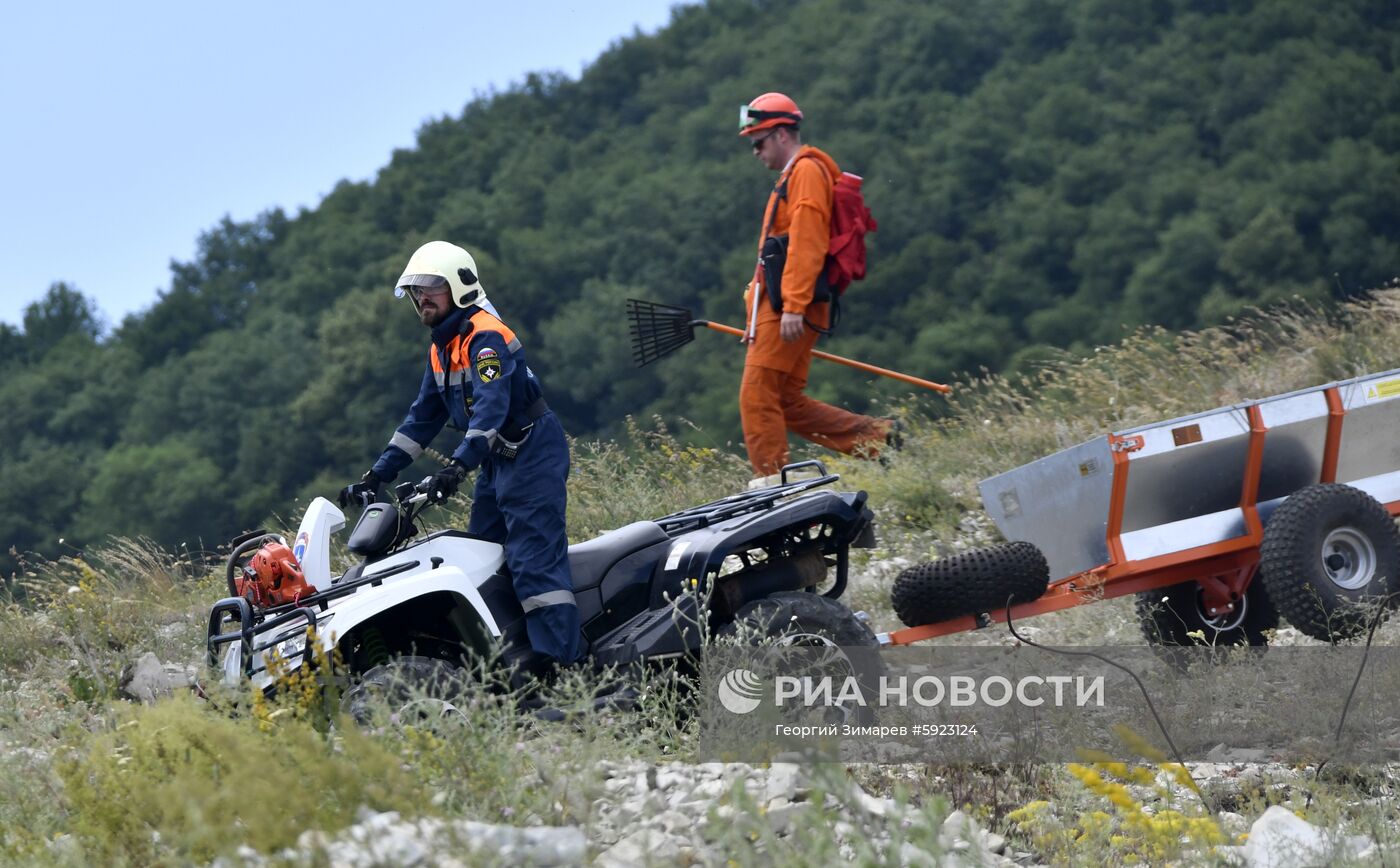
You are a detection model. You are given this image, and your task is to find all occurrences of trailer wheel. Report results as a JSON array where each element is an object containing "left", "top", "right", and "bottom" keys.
[
  {"left": 1135, "top": 578, "right": 1278, "bottom": 649},
  {"left": 720, "top": 592, "right": 882, "bottom": 723},
  {"left": 891, "top": 542, "right": 1050, "bottom": 628},
  {"left": 342, "top": 655, "right": 468, "bottom": 727},
  {"left": 1259, "top": 483, "right": 1399, "bottom": 642}
]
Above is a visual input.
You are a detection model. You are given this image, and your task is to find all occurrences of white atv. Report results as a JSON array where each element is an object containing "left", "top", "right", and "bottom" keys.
[{"left": 207, "top": 461, "right": 881, "bottom": 714}]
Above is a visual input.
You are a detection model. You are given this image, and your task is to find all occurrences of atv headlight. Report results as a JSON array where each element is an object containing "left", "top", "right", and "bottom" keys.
[
  {"left": 276, "top": 632, "right": 308, "bottom": 659},
  {"left": 271, "top": 614, "right": 332, "bottom": 661}
]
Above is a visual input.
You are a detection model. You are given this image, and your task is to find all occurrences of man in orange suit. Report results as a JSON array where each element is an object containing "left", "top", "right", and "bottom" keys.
[{"left": 737, "top": 92, "right": 891, "bottom": 484}]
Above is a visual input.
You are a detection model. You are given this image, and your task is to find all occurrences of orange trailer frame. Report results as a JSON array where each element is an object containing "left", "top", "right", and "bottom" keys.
[{"left": 884, "top": 383, "right": 1400, "bottom": 645}]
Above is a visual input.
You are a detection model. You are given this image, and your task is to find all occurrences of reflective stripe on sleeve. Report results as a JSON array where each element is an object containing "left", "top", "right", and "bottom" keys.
[
  {"left": 389, "top": 432, "right": 424, "bottom": 459},
  {"left": 521, "top": 590, "right": 577, "bottom": 612}
]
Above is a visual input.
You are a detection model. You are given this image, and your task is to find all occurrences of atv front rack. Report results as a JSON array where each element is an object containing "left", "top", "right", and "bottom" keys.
[
  {"left": 656, "top": 461, "right": 841, "bottom": 534},
  {"left": 206, "top": 597, "right": 318, "bottom": 678},
  {"left": 204, "top": 557, "right": 420, "bottom": 677}
]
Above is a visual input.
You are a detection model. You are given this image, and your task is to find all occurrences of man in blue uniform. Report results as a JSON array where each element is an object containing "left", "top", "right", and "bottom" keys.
[{"left": 338, "top": 240, "right": 580, "bottom": 673}]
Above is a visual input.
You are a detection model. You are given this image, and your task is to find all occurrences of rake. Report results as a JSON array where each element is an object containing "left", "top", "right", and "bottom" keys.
[{"left": 627, "top": 298, "right": 951, "bottom": 394}]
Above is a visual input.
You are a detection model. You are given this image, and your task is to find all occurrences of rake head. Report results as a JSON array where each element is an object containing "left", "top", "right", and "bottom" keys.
[{"left": 627, "top": 298, "right": 700, "bottom": 367}]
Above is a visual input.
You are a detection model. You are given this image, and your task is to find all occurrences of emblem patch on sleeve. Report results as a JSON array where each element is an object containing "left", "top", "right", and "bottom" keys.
[{"left": 475, "top": 347, "right": 502, "bottom": 382}]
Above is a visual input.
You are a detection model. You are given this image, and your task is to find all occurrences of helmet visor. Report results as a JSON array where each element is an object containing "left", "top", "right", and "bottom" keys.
[{"left": 394, "top": 273, "right": 449, "bottom": 298}]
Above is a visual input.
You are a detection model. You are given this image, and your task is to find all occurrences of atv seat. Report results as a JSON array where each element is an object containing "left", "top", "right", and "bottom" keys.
[{"left": 568, "top": 521, "right": 669, "bottom": 592}]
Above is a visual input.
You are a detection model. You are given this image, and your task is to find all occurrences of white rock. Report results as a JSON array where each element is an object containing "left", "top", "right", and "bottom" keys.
[
  {"left": 672, "top": 794, "right": 714, "bottom": 818},
  {"left": 689, "top": 779, "right": 729, "bottom": 801},
  {"left": 1218, "top": 811, "right": 1250, "bottom": 836},
  {"left": 940, "top": 810, "right": 1010, "bottom": 861},
  {"left": 763, "top": 762, "right": 801, "bottom": 802},
  {"left": 120, "top": 652, "right": 176, "bottom": 703},
  {"left": 899, "top": 841, "right": 940, "bottom": 867},
  {"left": 854, "top": 789, "right": 900, "bottom": 817},
  {"left": 457, "top": 820, "right": 586, "bottom": 865},
  {"left": 764, "top": 798, "right": 811, "bottom": 834},
  {"left": 4, "top": 746, "right": 51, "bottom": 766},
  {"left": 293, "top": 812, "right": 584, "bottom": 867},
  {"left": 595, "top": 829, "right": 690, "bottom": 868},
  {"left": 649, "top": 810, "right": 692, "bottom": 834},
  {"left": 1226, "top": 805, "right": 1374, "bottom": 868},
  {"left": 1205, "top": 744, "right": 1270, "bottom": 763},
  {"left": 654, "top": 770, "right": 691, "bottom": 791}
]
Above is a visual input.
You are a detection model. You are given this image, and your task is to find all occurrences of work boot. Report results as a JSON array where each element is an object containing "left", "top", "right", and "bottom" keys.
[
  {"left": 517, "top": 692, "right": 569, "bottom": 723},
  {"left": 503, "top": 647, "right": 559, "bottom": 690},
  {"left": 595, "top": 689, "right": 639, "bottom": 714},
  {"left": 592, "top": 682, "right": 641, "bottom": 713},
  {"left": 876, "top": 417, "right": 907, "bottom": 467},
  {"left": 884, "top": 417, "right": 906, "bottom": 451}
]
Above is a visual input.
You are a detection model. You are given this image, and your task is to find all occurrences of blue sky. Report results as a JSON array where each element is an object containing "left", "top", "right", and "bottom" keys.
[{"left": 0, "top": 1, "right": 681, "bottom": 328}]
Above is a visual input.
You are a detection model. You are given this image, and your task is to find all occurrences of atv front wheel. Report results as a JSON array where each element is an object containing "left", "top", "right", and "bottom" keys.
[
  {"left": 341, "top": 656, "right": 468, "bottom": 727},
  {"left": 891, "top": 542, "right": 1050, "bottom": 628}
]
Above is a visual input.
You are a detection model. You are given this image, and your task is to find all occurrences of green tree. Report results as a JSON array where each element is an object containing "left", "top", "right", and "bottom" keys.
[{"left": 4, "top": 0, "right": 1399, "bottom": 559}]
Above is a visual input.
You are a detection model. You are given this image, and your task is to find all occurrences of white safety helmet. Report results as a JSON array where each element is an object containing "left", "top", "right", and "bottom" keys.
[{"left": 394, "top": 240, "right": 488, "bottom": 309}]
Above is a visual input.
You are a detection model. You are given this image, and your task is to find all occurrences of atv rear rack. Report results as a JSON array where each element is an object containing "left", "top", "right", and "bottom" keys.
[{"left": 656, "top": 461, "right": 840, "bottom": 534}]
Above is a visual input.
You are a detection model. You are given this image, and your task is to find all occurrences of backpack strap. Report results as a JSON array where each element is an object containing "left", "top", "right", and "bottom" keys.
[
  {"left": 761, "top": 152, "right": 833, "bottom": 245},
  {"left": 766, "top": 154, "right": 838, "bottom": 336}
]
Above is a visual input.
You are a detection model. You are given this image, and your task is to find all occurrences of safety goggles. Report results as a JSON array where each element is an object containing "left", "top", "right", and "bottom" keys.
[
  {"left": 738, "top": 104, "right": 802, "bottom": 132},
  {"left": 394, "top": 273, "right": 450, "bottom": 300}
]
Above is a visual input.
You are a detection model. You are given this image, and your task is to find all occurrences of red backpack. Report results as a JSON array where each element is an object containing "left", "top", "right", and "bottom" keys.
[
  {"left": 763, "top": 158, "right": 878, "bottom": 333},
  {"left": 824, "top": 170, "right": 878, "bottom": 295}
]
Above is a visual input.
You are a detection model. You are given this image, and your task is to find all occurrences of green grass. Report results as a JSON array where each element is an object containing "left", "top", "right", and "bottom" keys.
[{"left": 4, "top": 291, "right": 1400, "bottom": 863}]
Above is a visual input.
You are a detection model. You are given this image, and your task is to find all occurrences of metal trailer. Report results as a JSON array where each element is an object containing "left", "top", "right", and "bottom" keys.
[{"left": 884, "top": 367, "right": 1400, "bottom": 645}]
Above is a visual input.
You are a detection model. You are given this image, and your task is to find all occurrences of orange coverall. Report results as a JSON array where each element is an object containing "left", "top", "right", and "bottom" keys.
[{"left": 741, "top": 145, "right": 888, "bottom": 476}]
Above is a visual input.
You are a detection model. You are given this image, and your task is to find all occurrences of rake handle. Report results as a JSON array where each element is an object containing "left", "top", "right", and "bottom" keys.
[{"left": 696, "top": 320, "right": 952, "bottom": 394}]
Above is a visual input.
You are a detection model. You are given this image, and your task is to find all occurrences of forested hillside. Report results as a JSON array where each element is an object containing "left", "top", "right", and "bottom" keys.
[{"left": 3, "top": 0, "right": 1397, "bottom": 575}]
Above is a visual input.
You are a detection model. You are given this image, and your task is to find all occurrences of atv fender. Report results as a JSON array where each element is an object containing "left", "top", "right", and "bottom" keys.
[{"left": 246, "top": 565, "right": 501, "bottom": 692}]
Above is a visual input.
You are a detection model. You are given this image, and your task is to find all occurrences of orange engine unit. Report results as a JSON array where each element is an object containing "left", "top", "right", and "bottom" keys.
[{"left": 236, "top": 541, "right": 314, "bottom": 608}]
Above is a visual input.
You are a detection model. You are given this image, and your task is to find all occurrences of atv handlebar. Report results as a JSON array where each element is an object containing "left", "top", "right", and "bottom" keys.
[{"left": 395, "top": 477, "right": 434, "bottom": 507}]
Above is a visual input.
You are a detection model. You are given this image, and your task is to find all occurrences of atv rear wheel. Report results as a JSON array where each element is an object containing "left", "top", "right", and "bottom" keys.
[
  {"left": 891, "top": 542, "right": 1050, "bottom": 628},
  {"left": 1135, "top": 578, "right": 1278, "bottom": 648},
  {"left": 721, "top": 590, "right": 880, "bottom": 648},
  {"left": 342, "top": 656, "right": 469, "bottom": 727},
  {"left": 1259, "top": 483, "right": 1400, "bottom": 642},
  {"left": 720, "top": 591, "right": 882, "bottom": 724}
]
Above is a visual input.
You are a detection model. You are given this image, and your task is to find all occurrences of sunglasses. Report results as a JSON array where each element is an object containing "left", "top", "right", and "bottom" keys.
[{"left": 751, "top": 130, "right": 776, "bottom": 152}]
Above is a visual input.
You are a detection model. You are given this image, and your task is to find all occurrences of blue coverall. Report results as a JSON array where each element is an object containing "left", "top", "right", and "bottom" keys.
[{"left": 370, "top": 305, "right": 581, "bottom": 664}]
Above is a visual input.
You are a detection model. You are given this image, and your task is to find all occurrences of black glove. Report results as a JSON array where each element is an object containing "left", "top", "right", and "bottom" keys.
[
  {"left": 426, "top": 461, "right": 469, "bottom": 504},
  {"left": 337, "top": 469, "right": 382, "bottom": 509}
]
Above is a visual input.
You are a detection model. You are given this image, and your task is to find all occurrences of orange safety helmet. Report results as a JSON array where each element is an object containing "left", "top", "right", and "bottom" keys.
[{"left": 738, "top": 92, "right": 803, "bottom": 137}]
